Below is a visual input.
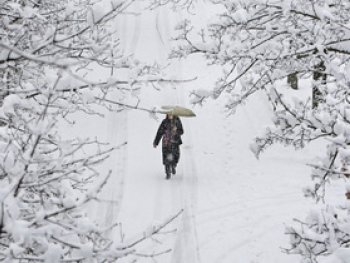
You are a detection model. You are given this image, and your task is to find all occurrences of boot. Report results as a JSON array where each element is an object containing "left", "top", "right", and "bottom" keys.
[{"left": 171, "top": 165, "right": 176, "bottom": 175}]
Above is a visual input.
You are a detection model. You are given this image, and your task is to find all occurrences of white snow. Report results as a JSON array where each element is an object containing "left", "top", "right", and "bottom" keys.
[
  {"left": 43, "top": 244, "right": 63, "bottom": 263},
  {"left": 334, "top": 248, "right": 350, "bottom": 263},
  {"left": 59, "top": 4, "right": 328, "bottom": 263},
  {"left": 232, "top": 7, "right": 249, "bottom": 23}
]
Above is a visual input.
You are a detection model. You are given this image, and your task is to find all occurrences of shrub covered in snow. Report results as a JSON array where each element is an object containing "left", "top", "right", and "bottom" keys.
[
  {"left": 0, "top": 0, "right": 178, "bottom": 261},
  {"left": 171, "top": 0, "right": 350, "bottom": 262}
]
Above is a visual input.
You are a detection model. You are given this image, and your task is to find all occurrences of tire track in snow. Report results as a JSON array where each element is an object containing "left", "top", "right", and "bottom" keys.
[
  {"left": 173, "top": 140, "right": 202, "bottom": 263},
  {"left": 104, "top": 110, "right": 128, "bottom": 230},
  {"left": 168, "top": 61, "right": 201, "bottom": 263},
  {"left": 102, "top": 3, "right": 140, "bottom": 234},
  {"left": 90, "top": 103, "right": 128, "bottom": 238}
]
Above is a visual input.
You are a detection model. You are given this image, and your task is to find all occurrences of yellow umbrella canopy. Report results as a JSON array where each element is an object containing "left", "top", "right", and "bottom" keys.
[{"left": 159, "top": 105, "right": 196, "bottom": 117}]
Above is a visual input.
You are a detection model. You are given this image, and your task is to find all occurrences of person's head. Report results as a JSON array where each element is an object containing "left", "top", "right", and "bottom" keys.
[{"left": 166, "top": 114, "right": 174, "bottom": 120}]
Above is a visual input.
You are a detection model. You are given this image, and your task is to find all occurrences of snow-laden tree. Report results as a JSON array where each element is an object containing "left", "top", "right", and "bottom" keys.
[
  {"left": 0, "top": 0, "right": 181, "bottom": 262},
  {"left": 171, "top": 0, "right": 350, "bottom": 262}
]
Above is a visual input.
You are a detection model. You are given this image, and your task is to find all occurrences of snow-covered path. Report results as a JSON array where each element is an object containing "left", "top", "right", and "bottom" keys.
[
  {"left": 107, "top": 77, "right": 201, "bottom": 262},
  {"left": 87, "top": 5, "right": 320, "bottom": 263},
  {"left": 99, "top": 79, "right": 316, "bottom": 263},
  {"left": 110, "top": 48, "right": 202, "bottom": 261}
]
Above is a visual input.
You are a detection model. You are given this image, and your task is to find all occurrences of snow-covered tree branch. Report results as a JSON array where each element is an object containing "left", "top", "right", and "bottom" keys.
[
  {"left": 0, "top": 0, "right": 183, "bottom": 261},
  {"left": 171, "top": 0, "right": 350, "bottom": 261}
]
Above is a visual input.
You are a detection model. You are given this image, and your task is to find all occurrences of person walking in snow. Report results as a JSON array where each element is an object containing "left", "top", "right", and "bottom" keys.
[{"left": 153, "top": 114, "right": 184, "bottom": 179}]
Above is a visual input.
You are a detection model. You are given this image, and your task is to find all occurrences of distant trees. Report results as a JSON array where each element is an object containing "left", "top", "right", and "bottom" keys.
[
  {"left": 0, "top": 0, "right": 179, "bottom": 261},
  {"left": 172, "top": 0, "right": 350, "bottom": 262}
]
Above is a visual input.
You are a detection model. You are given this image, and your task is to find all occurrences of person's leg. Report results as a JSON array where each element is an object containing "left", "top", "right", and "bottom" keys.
[
  {"left": 171, "top": 164, "right": 176, "bottom": 175},
  {"left": 163, "top": 146, "right": 172, "bottom": 179},
  {"left": 172, "top": 144, "right": 180, "bottom": 174},
  {"left": 165, "top": 165, "right": 171, "bottom": 179}
]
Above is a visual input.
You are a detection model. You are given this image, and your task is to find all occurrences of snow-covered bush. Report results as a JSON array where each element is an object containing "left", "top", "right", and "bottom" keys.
[
  {"left": 0, "top": 0, "right": 178, "bottom": 261},
  {"left": 172, "top": 0, "right": 350, "bottom": 262}
]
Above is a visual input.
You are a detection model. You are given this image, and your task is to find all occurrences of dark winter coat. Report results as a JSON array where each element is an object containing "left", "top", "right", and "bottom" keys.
[
  {"left": 153, "top": 117, "right": 184, "bottom": 165},
  {"left": 153, "top": 117, "right": 184, "bottom": 147}
]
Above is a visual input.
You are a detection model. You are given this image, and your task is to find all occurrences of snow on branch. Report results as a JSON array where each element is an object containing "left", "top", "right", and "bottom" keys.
[
  {"left": 0, "top": 0, "right": 186, "bottom": 262},
  {"left": 171, "top": 0, "right": 350, "bottom": 261}
]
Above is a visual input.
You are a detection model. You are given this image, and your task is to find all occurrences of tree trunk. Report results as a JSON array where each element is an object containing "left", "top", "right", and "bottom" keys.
[
  {"left": 287, "top": 72, "right": 298, "bottom": 90},
  {"left": 312, "top": 61, "right": 326, "bottom": 108}
]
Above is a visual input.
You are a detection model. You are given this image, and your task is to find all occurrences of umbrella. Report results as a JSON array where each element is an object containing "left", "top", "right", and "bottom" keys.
[{"left": 159, "top": 105, "right": 196, "bottom": 117}]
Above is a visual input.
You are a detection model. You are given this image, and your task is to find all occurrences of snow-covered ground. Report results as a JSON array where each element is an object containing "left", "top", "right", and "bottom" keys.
[
  {"left": 105, "top": 78, "right": 320, "bottom": 263},
  {"left": 68, "top": 5, "right": 327, "bottom": 263}
]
